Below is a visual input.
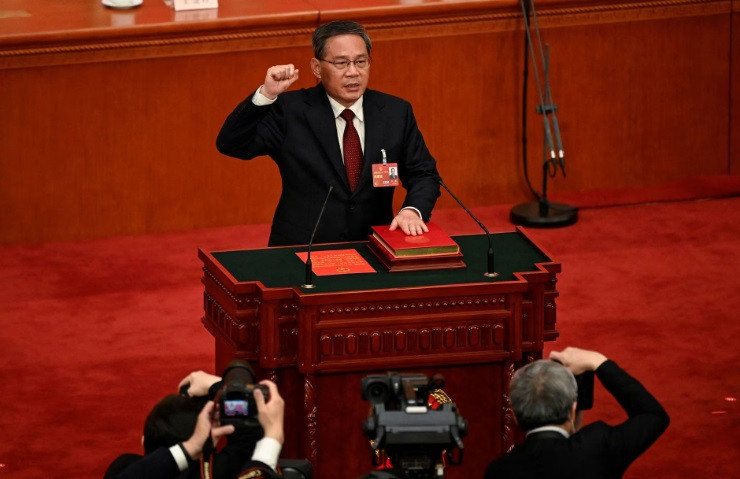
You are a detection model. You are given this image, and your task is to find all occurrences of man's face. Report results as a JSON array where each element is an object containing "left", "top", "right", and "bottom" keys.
[{"left": 311, "top": 34, "right": 370, "bottom": 107}]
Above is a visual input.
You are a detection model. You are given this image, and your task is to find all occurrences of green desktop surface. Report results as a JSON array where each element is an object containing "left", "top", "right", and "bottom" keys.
[{"left": 211, "top": 232, "right": 550, "bottom": 294}]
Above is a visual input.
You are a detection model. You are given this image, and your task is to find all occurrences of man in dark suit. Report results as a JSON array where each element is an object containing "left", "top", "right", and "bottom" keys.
[
  {"left": 216, "top": 20, "right": 440, "bottom": 247},
  {"left": 484, "top": 347, "right": 669, "bottom": 479}
]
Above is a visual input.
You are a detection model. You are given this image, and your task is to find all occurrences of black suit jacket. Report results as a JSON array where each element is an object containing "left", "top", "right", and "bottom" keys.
[
  {"left": 104, "top": 448, "right": 280, "bottom": 479},
  {"left": 216, "top": 83, "right": 440, "bottom": 246},
  {"left": 484, "top": 360, "right": 670, "bottom": 479}
]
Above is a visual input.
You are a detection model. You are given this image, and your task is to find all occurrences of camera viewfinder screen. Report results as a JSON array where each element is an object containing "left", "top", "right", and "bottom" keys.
[{"left": 223, "top": 399, "right": 249, "bottom": 417}]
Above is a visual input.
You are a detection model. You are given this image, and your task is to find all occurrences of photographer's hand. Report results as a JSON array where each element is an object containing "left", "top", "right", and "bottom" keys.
[
  {"left": 550, "top": 347, "right": 608, "bottom": 375},
  {"left": 181, "top": 401, "right": 235, "bottom": 460},
  {"left": 255, "top": 380, "right": 285, "bottom": 445},
  {"left": 178, "top": 371, "right": 222, "bottom": 397}
]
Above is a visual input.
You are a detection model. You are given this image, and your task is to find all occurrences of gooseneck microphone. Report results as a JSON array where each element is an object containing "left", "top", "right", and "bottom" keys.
[
  {"left": 434, "top": 175, "right": 497, "bottom": 278},
  {"left": 302, "top": 185, "right": 334, "bottom": 289}
]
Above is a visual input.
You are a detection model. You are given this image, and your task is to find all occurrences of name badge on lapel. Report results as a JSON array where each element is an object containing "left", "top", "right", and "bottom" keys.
[{"left": 372, "top": 148, "right": 400, "bottom": 187}]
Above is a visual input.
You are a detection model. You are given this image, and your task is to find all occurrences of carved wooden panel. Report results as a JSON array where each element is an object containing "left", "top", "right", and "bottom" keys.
[
  {"left": 201, "top": 266, "right": 261, "bottom": 359},
  {"left": 260, "top": 298, "right": 300, "bottom": 368},
  {"left": 304, "top": 294, "right": 515, "bottom": 373},
  {"left": 303, "top": 374, "right": 319, "bottom": 465},
  {"left": 502, "top": 361, "right": 518, "bottom": 454}
]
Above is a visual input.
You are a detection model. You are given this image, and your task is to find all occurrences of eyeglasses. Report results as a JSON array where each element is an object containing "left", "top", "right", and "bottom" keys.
[{"left": 320, "top": 57, "right": 371, "bottom": 70}]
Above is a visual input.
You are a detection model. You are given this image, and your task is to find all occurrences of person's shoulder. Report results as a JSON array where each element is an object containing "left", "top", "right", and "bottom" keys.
[
  {"left": 279, "top": 84, "right": 323, "bottom": 101},
  {"left": 484, "top": 443, "right": 530, "bottom": 470},
  {"left": 274, "top": 85, "right": 328, "bottom": 112},
  {"left": 103, "top": 453, "right": 144, "bottom": 479},
  {"left": 573, "top": 420, "right": 611, "bottom": 436},
  {"left": 364, "top": 89, "right": 412, "bottom": 109},
  {"left": 568, "top": 421, "right": 612, "bottom": 449}
]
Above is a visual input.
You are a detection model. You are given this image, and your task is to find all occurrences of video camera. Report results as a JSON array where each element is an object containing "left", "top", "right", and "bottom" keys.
[
  {"left": 361, "top": 372, "right": 468, "bottom": 479},
  {"left": 218, "top": 360, "right": 270, "bottom": 428}
]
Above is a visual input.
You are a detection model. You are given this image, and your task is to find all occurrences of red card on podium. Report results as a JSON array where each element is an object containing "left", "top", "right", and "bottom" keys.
[{"left": 295, "top": 249, "right": 375, "bottom": 276}]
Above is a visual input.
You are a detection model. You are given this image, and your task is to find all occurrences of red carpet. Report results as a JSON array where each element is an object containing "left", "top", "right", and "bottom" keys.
[{"left": 0, "top": 176, "right": 738, "bottom": 478}]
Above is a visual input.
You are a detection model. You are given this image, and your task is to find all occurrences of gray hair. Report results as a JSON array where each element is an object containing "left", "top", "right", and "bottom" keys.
[
  {"left": 509, "top": 360, "right": 578, "bottom": 431},
  {"left": 312, "top": 20, "right": 372, "bottom": 60}
]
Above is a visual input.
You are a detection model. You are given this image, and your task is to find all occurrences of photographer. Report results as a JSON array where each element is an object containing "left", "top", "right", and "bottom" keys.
[
  {"left": 105, "top": 370, "right": 284, "bottom": 479},
  {"left": 484, "top": 347, "right": 669, "bottom": 479}
]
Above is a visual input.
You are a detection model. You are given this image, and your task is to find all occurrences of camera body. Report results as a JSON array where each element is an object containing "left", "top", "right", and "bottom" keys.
[
  {"left": 219, "top": 360, "right": 270, "bottom": 428},
  {"left": 217, "top": 361, "right": 315, "bottom": 478},
  {"left": 573, "top": 370, "right": 594, "bottom": 410},
  {"left": 362, "top": 372, "right": 467, "bottom": 479},
  {"left": 550, "top": 359, "right": 594, "bottom": 411},
  {"left": 361, "top": 373, "right": 439, "bottom": 410}
]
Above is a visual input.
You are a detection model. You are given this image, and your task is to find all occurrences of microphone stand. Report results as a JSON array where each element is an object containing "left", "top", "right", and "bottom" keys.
[
  {"left": 302, "top": 185, "right": 333, "bottom": 289},
  {"left": 510, "top": 0, "right": 578, "bottom": 228},
  {"left": 435, "top": 176, "right": 497, "bottom": 278}
]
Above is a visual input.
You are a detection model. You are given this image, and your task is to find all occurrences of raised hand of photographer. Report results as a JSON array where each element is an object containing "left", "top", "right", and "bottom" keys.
[
  {"left": 550, "top": 347, "right": 608, "bottom": 376},
  {"left": 255, "top": 380, "right": 285, "bottom": 445},
  {"left": 178, "top": 371, "right": 221, "bottom": 397},
  {"left": 181, "top": 400, "right": 235, "bottom": 460}
]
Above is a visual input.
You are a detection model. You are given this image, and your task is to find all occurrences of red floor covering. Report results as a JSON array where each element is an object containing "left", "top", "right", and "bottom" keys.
[{"left": 0, "top": 177, "right": 738, "bottom": 478}]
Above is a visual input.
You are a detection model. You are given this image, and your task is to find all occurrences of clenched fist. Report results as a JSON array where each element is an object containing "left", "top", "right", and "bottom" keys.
[{"left": 261, "top": 64, "right": 300, "bottom": 99}]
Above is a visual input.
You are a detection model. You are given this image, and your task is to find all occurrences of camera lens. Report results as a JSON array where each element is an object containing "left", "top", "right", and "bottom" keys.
[
  {"left": 362, "top": 377, "right": 391, "bottom": 404},
  {"left": 367, "top": 383, "right": 388, "bottom": 402}
]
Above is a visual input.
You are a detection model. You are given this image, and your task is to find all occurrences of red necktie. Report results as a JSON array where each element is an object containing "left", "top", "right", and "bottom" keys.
[{"left": 340, "top": 109, "right": 363, "bottom": 191}]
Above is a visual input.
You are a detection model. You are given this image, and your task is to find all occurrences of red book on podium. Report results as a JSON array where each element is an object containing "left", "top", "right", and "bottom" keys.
[{"left": 367, "top": 222, "right": 466, "bottom": 272}]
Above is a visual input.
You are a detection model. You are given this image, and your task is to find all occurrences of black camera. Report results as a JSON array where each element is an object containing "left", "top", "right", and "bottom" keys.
[
  {"left": 362, "top": 372, "right": 467, "bottom": 479},
  {"left": 574, "top": 370, "right": 594, "bottom": 410},
  {"left": 218, "top": 360, "right": 269, "bottom": 428},
  {"left": 362, "top": 373, "right": 443, "bottom": 409},
  {"left": 550, "top": 359, "right": 594, "bottom": 411}
]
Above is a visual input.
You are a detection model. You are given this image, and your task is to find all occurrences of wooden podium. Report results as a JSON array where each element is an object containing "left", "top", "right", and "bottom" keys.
[{"left": 198, "top": 228, "right": 559, "bottom": 478}]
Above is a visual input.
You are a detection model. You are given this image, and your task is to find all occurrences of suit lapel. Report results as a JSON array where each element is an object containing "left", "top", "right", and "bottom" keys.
[
  {"left": 304, "top": 85, "right": 350, "bottom": 190},
  {"left": 304, "top": 87, "right": 387, "bottom": 194},
  {"left": 358, "top": 90, "right": 386, "bottom": 192}
]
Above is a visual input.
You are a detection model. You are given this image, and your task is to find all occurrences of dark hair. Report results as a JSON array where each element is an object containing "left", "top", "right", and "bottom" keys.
[
  {"left": 509, "top": 360, "right": 577, "bottom": 431},
  {"left": 312, "top": 20, "right": 372, "bottom": 60},
  {"left": 143, "top": 394, "right": 206, "bottom": 454}
]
